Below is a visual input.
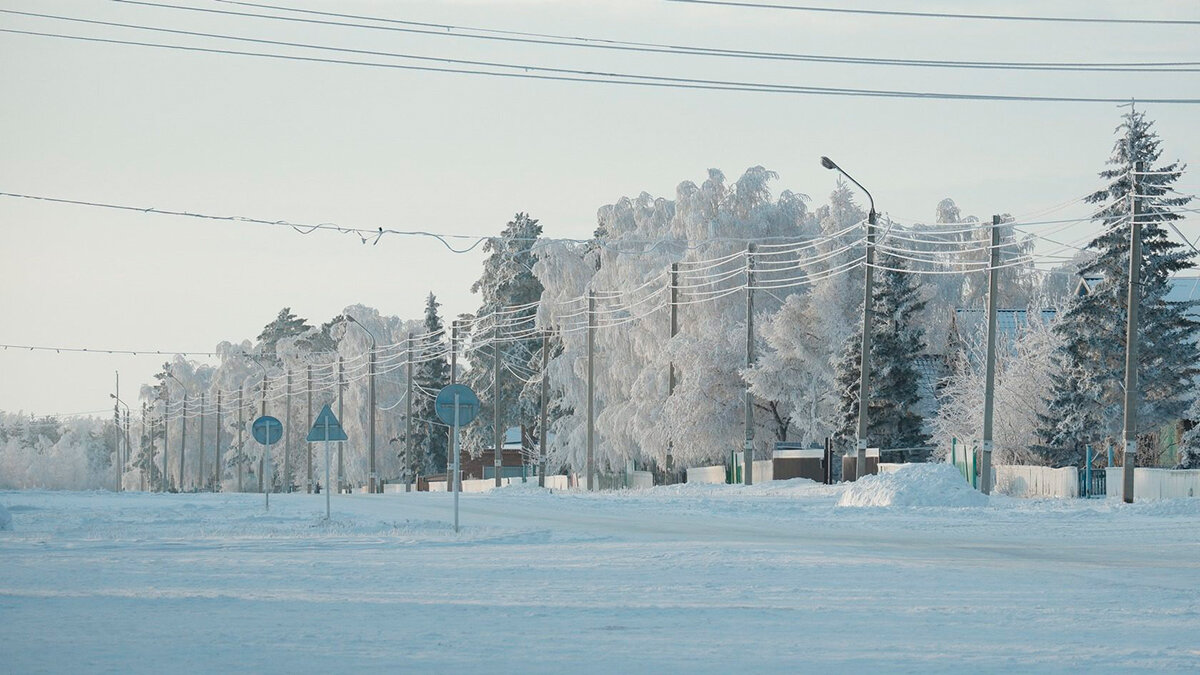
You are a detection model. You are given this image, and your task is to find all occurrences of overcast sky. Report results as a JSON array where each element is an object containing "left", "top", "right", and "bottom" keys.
[{"left": 1, "top": 0, "right": 1198, "bottom": 416}]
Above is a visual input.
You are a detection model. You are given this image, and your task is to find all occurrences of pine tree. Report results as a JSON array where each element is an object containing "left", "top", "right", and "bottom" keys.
[
  {"left": 412, "top": 293, "right": 450, "bottom": 474},
  {"left": 1176, "top": 397, "right": 1200, "bottom": 469},
  {"left": 463, "top": 213, "right": 546, "bottom": 451},
  {"left": 1038, "top": 109, "right": 1198, "bottom": 465},
  {"left": 834, "top": 250, "right": 930, "bottom": 450}
]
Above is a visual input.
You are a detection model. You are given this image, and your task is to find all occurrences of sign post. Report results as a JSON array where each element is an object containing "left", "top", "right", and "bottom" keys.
[
  {"left": 251, "top": 415, "right": 283, "bottom": 510},
  {"left": 435, "top": 384, "right": 480, "bottom": 532},
  {"left": 306, "top": 404, "right": 348, "bottom": 520}
]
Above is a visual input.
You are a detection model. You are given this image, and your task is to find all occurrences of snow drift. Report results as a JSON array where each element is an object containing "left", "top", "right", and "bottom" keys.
[{"left": 837, "top": 463, "right": 988, "bottom": 507}]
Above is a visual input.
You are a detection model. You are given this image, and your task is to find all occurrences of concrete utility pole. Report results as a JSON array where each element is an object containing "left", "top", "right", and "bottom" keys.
[
  {"left": 337, "top": 359, "right": 344, "bottom": 492},
  {"left": 179, "top": 394, "right": 187, "bottom": 491},
  {"left": 236, "top": 387, "right": 244, "bottom": 492},
  {"left": 450, "top": 320, "right": 458, "bottom": 484},
  {"left": 197, "top": 392, "right": 205, "bottom": 492},
  {"left": 980, "top": 215, "right": 1002, "bottom": 495},
  {"left": 587, "top": 290, "right": 596, "bottom": 491},
  {"left": 668, "top": 262, "right": 679, "bottom": 476},
  {"left": 406, "top": 333, "right": 414, "bottom": 492},
  {"left": 307, "top": 365, "right": 313, "bottom": 493},
  {"left": 114, "top": 371, "right": 121, "bottom": 492},
  {"left": 821, "top": 156, "right": 877, "bottom": 482},
  {"left": 744, "top": 244, "right": 756, "bottom": 486},
  {"left": 539, "top": 330, "right": 549, "bottom": 488},
  {"left": 214, "top": 390, "right": 222, "bottom": 491},
  {"left": 124, "top": 409, "right": 132, "bottom": 490},
  {"left": 283, "top": 369, "right": 292, "bottom": 493},
  {"left": 494, "top": 336, "right": 503, "bottom": 488},
  {"left": 1122, "top": 160, "right": 1144, "bottom": 504},
  {"left": 141, "top": 401, "right": 147, "bottom": 491},
  {"left": 162, "top": 395, "right": 169, "bottom": 494},
  {"left": 369, "top": 346, "right": 377, "bottom": 493},
  {"left": 259, "top": 373, "right": 267, "bottom": 494}
]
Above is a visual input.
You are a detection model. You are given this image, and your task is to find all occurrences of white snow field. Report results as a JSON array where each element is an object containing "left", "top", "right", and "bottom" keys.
[{"left": 2, "top": 466, "right": 1199, "bottom": 674}]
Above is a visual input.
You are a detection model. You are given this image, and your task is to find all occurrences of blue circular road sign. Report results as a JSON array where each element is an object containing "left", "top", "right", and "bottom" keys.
[
  {"left": 435, "top": 384, "right": 480, "bottom": 426},
  {"left": 252, "top": 415, "right": 283, "bottom": 445}
]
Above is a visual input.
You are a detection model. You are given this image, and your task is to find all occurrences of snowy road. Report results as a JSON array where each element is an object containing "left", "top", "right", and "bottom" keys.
[{"left": 2, "top": 477, "right": 1199, "bottom": 673}]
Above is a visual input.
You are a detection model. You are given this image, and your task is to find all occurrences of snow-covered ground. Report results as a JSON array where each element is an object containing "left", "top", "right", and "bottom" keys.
[{"left": 2, "top": 466, "right": 1198, "bottom": 673}]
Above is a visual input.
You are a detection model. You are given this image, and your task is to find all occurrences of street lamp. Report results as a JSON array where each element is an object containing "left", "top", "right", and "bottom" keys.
[
  {"left": 167, "top": 369, "right": 189, "bottom": 491},
  {"left": 344, "top": 314, "right": 379, "bottom": 493},
  {"left": 821, "top": 156, "right": 877, "bottom": 481}
]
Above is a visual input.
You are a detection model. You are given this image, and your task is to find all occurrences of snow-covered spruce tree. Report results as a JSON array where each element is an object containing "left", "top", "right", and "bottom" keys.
[
  {"left": 1037, "top": 109, "right": 1198, "bottom": 465},
  {"left": 833, "top": 250, "right": 930, "bottom": 451},
  {"left": 256, "top": 307, "right": 313, "bottom": 365},
  {"left": 462, "top": 213, "right": 546, "bottom": 454},
  {"left": 1177, "top": 396, "right": 1200, "bottom": 469},
  {"left": 412, "top": 292, "right": 450, "bottom": 474}
]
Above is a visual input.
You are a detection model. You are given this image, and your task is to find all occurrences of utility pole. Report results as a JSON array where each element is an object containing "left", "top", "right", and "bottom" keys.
[
  {"left": 197, "top": 392, "right": 205, "bottom": 492},
  {"left": 307, "top": 365, "right": 313, "bottom": 494},
  {"left": 668, "top": 262, "right": 679, "bottom": 476},
  {"left": 980, "top": 215, "right": 1002, "bottom": 495},
  {"left": 744, "top": 244, "right": 755, "bottom": 486},
  {"left": 141, "top": 401, "right": 147, "bottom": 491},
  {"left": 494, "top": 336, "right": 502, "bottom": 488},
  {"left": 855, "top": 211, "right": 877, "bottom": 480},
  {"left": 1122, "top": 160, "right": 1144, "bottom": 504},
  {"left": 259, "top": 373, "right": 267, "bottom": 494},
  {"left": 449, "top": 321, "right": 458, "bottom": 484},
  {"left": 283, "top": 369, "right": 292, "bottom": 493},
  {"left": 124, "top": 409, "right": 131, "bottom": 491},
  {"left": 237, "top": 387, "right": 244, "bottom": 492},
  {"left": 114, "top": 371, "right": 121, "bottom": 492},
  {"left": 162, "top": 395, "right": 169, "bottom": 494},
  {"left": 179, "top": 394, "right": 187, "bottom": 492},
  {"left": 587, "top": 290, "right": 596, "bottom": 491},
  {"left": 539, "top": 329, "right": 549, "bottom": 488},
  {"left": 337, "top": 359, "right": 344, "bottom": 493},
  {"left": 369, "top": 342, "right": 377, "bottom": 493},
  {"left": 214, "top": 390, "right": 222, "bottom": 491},
  {"left": 406, "top": 333, "right": 414, "bottom": 492}
]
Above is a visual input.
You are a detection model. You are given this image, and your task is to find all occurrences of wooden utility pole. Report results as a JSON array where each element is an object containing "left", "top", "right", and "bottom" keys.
[
  {"left": 236, "top": 387, "right": 244, "bottom": 492},
  {"left": 307, "top": 365, "right": 314, "bottom": 493},
  {"left": 284, "top": 370, "right": 292, "bottom": 493},
  {"left": 197, "top": 392, "right": 205, "bottom": 492},
  {"left": 667, "top": 262, "right": 679, "bottom": 477},
  {"left": 337, "top": 359, "right": 344, "bottom": 492}
]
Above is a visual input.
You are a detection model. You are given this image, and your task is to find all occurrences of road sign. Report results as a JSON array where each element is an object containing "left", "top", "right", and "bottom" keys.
[
  {"left": 435, "top": 384, "right": 480, "bottom": 426},
  {"left": 251, "top": 415, "right": 283, "bottom": 446},
  {"left": 307, "top": 404, "right": 348, "bottom": 442}
]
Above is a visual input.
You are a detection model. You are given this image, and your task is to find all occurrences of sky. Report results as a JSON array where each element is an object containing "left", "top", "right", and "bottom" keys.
[{"left": 1, "top": 0, "right": 1198, "bottom": 416}]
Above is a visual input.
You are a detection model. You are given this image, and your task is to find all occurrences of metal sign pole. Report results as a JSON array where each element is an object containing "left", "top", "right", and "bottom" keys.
[
  {"left": 264, "top": 436, "right": 271, "bottom": 511},
  {"left": 325, "top": 416, "right": 331, "bottom": 520},
  {"left": 453, "top": 392, "right": 461, "bottom": 533}
]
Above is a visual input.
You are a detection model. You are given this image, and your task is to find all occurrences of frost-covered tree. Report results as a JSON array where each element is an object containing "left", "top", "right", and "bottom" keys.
[
  {"left": 0, "top": 413, "right": 115, "bottom": 490},
  {"left": 934, "top": 308, "right": 1062, "bottom": 465},
  {"left": 1177, "top": 396, "right": 1200, "bottom": 469},
  {"left": 537, "top": 167, "right": 815, "bottom": 474},
  {"left": 833, "top": 250, "right": 929, "bottom": 451},
  {"left": 412, "top": 293, "right": 450, "bottom": 474},
  {"left": 1038, "top": 109, "right": 1198, "bottom": 464}
]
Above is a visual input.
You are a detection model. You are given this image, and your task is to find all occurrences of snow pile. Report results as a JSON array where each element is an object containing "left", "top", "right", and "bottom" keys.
[
  {"left": 0, "top": 503, "right": 11, "bottom": 530},
  {"left": 838, "top": 463, "right": 988, "bottom": 507}
]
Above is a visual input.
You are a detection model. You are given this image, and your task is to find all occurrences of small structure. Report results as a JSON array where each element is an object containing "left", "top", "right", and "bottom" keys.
[{"left": 772, "top": 444, "right": 826, "bottom": 482}]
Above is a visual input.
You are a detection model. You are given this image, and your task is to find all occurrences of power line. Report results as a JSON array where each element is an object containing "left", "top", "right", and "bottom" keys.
[
  {"left": 665, "top": 0, "right": 1200, "bottom": 26},
  {"left": 3, "top": 27, "right": 1198, "bottom": 105},
  {"left": 84, "top": 1, "right": 1193, "bottom": 73},
  {"left": 1, "top": 343, "right": 217, "bottom": 356}
]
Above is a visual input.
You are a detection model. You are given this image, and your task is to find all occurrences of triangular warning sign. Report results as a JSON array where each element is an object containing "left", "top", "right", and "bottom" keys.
[{"left": 307, "top": 403, "right": 348, "bottom": 442}]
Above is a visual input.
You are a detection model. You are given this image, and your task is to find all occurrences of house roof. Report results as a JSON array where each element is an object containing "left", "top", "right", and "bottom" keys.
[{"left": 1074, "top": 274, "right": 1200, "bottom": 319}]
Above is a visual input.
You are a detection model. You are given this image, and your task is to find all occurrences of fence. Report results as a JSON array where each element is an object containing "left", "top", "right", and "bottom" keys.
[
  {"left": 1105, "top": 468, "right": 1200, "bottom": 499},
  {"left": 993, "top": 465, "right": 1079, "bottom": 499}
]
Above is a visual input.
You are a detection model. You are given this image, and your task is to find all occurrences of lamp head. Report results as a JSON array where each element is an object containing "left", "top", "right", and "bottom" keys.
[{"left": 820, "top": 156, "right": 838, "bottom": 171}]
